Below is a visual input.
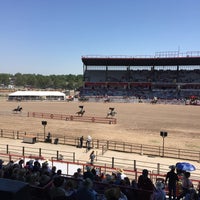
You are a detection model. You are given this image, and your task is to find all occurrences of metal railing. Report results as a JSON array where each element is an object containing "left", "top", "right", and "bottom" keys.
[{"left": 1, "top": 128, "right": 200, "bottom": 162}]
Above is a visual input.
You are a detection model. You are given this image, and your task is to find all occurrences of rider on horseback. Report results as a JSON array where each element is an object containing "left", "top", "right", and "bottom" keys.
[
  {"left": 107, "top": 107, "right": 117, "bottom": 117},
  {"left": 76, "top": 105, "right": 85, "bottom": 116}
]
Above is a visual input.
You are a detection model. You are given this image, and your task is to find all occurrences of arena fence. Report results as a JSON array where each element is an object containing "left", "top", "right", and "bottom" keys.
[
  {"left": 0, "top": 128, "right": 200, "bottom": 163},
  {"left": 27, "top": 111, "right": 117, "bottom": 124}
]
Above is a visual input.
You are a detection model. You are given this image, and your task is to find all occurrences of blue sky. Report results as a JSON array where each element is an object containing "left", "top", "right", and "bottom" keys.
[{"left": 0, "top": 0, "right": 200, "bottom": 75}]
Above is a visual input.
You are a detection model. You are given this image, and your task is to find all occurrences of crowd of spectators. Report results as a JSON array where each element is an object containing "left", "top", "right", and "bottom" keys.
[
  {"left": 1, "top": 156, "right": 200, "bottom": 200},
  {"left": 81, "top": 69, "right": 200, "bottom": 101}
]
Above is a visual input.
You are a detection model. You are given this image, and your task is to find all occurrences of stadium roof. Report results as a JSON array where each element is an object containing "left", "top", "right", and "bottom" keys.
[
  {"left": 82, "top": 56, "right": 200, "bottom": 66},
  {"left": 9, "top": 91, "right": 66, "bottom": 97}
]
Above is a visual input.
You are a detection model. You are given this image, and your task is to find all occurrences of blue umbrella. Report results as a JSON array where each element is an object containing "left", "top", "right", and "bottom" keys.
[{"left": 176, "top": 162, "right": 196, "bottom": 171}]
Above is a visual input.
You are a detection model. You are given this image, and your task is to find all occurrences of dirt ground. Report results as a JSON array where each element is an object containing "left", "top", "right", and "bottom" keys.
[{"left": 0, "top": 99, "right": 200, "bottom": 150}]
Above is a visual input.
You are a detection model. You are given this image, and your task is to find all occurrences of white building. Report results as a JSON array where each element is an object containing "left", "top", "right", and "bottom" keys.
[{"left": 8, "top": 91, "right": 66, "bottom": 101}]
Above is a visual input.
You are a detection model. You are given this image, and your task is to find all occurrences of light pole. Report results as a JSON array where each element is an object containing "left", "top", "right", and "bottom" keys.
[
  {"left": 41, "top": 121, "right": 47, "bottom": 140},
  {"left": 160, "top": 131, "right": 168, "bottom": 157}
]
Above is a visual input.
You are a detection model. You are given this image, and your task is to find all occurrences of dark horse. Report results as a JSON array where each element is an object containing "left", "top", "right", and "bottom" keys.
[
  {"left": 76, "top": 105, "right": 85, "bottom": 116},
  {"left": 13, "top": 106, "right": 23, "bottom": 113},
  {"left": 107, "top": 107, "right": 117, "bottom": 118}
]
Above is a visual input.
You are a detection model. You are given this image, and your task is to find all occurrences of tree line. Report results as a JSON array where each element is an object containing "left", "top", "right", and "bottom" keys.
[{"left": 0, "top": 73, "right": 83, "bottom": 90}]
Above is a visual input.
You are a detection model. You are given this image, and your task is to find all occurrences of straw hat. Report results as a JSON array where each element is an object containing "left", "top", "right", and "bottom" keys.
[{"left": 117, "top": 168, "right": 124, "bottom": 173}]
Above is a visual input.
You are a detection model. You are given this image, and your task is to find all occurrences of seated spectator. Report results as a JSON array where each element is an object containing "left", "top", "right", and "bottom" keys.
[
  {"left": 76, "top": 168, "right": 83, "bottom": 179},
  {"left": 177, "top": 171, "right": 194, "bottom": 200},
  {"left": 39, "top": 172, "right": 51, "bottom": 187},
  {"left": 32, "top": 160, "right": 41, "bottom": 173},
  {"left": 49, "top": 176, "right": 66, "bottom": 200},
  {"left": 117, "top": 168, "right": 127, "bottom": 180},
  {"left": 152, "top": 181, "right": 166, "bottom": 200},
  {"left": 50, "top": 166, "right": 57, "bottom": 178},
  {"left": 76, "top": 178, "right": 97, "bottom": 200},
  {"left": 64, "top": 179, "right": 77, "bottom": 200},
  {"left": 25, "top": 171, "right": 40, "bottom": 186},
  {"left": 83, "top": 166, "right": 94, "bottom": 180},
  {"left": 18, "top": 159, "right": 24, "bottom": 168},
  {"left": 104, "top": 187, "right": 128, "bottom": 200},
  {"left": 0, "top": 159, "right": 4, "bottom": 170}
]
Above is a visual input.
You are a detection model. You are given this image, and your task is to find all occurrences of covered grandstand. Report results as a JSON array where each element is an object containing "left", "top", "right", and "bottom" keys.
[
  {"left": 8, "top": 91, "right": 66, "bottom": 101},
  {"left": 81, "top": 51, "right": 200, "bottom": 102}
]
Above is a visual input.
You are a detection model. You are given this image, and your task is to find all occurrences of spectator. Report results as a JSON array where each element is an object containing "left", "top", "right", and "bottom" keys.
[
  {"left": 0, "top": 159, "right": 4, "bottom": 170},
  {"left": 76, "top": 178, "right": 97, "bottom": 200},
  {"left": 104, "top": 187, "right": 127, "bottom": 200},
  {"left": 83, "top": 166, "right": 94, "bottom": 181},
  {"left": 152, "top": 181, "right": 166, "bottom": 200},
  {"left": 50, "top": 166, "right": 57, "bottom": 178},
  {"left": 64, "top": 179, "right": 77, "bottom": 199},
  {"left": 79, "top": 136, "right": 84, "bottom": 148},
  {"left": 165, "top": 165, "right": 179, "bottom": 200},
  {"left": 49, "top": 176, "right": 65, "bottom": 200},
  {"left": 86, "top": 135, "right": 92, "bottom": 150},
  {"left": 89, "top": 151, "right": 95, "bottom": 165},
  {"left": 32, "top": 160, "right": 41, "bottom": 173},
  {"left": 117, "top": 168, "right": 127, "bottom": 180},
  {"left": 137, "top": 169, "right": 154, "bottom": 200},
  {"left": 18, "top": 159, "right": 24, "bottom": 168},
  {"left": 76, "top": 168, "right": 83, "bottom": 179},
  {"left": 177, "top": 171, "right": 193, "bottom": 200}
]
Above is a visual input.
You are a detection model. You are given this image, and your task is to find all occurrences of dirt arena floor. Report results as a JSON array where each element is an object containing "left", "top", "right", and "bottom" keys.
[{"left": 0, "top": 99, "right": 200, "bottom": 150}]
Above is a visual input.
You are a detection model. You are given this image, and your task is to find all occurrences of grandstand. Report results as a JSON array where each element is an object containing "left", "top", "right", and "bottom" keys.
[{"left": 80, "top": 51, "right": 200, "bottom": 102}]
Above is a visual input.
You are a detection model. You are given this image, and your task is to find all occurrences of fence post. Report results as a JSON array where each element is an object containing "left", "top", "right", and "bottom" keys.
[
  {"left": 6, "top": 144, "right": 9, "bottom": 154},
  {"left": 157, "top": 163, "right": 160, "bottom": 174},
  {"left": 37, "top": 133, "right": 39, "bottom": 142},
  {"left": 57, "top": 151, "right": 59, "bottom": 160},
  {"left": 107, "top": 141, "right": 109, "bottom": 150},
  {"left": 17, "top": 131, "right": 19, "bottom": 139},
  {"left": 1, "top": 129, "right": 3, "bottom": 137},
  {"left": 199, "top": 152, "right": 200, "bottom": 163},
  {"left": 22, "top": 147, "right": 25, "bottom": 156},
  {"left": 112, "top": 157, "right": 114, "bottom": 168},
  {"left": 133, "top": 160, "right": 136, "bottom": 171},
  {"left": 135, "top": 170, "right": 138, "bottom": 181},
  {"left": 97, "top": 140, "right": 99, "bottom": 149},
  {"left": 73, "top": 152, "right": 75, "bottom": 162},
  {"left": 140, "top": 144, "right": 143, "bottom": 155},
  {"left": 39, "top": 148, "right": 42, "bottom": 157},
  {"left": 159, "top": 146, "right": 161, "bottom": 156}
]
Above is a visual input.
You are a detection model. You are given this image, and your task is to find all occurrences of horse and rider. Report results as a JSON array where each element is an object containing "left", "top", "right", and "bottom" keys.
[
  {"left": 13, "top": 105, "right": 23, "bottom": 113},
  {"left": 76, "top": 105, "right": 85, "bottom": 116},
  {"left": 106, "top": 107, "right": 117, "bottom": 118},
  {"left": 150, "top": 96, "right": 158, "bottom": 104}
]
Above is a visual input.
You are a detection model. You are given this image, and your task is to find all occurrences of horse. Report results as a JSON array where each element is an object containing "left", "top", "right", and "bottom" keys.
[
  {"left": 76, "top": 105, "right": 85, "bottom": 116},
  {"left": 150, "top": 97, "right": 158, "bottom": 104},
  {"left": 104, "top": 98, "right": 110, "bottom": 103},
  {"left": 76, "top": 110, "right": 85, "bottom": 116},
  {"left": 13, "top": 106, "right": 23, "bottom": 113},
  {"left": 106, "top": 107, "right": 117, "bottom": 118}
]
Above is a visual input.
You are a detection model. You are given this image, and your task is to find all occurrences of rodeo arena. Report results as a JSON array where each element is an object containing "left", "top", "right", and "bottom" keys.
[{"left": 1, "top": 51, "right": 200, "bottom": 200}]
